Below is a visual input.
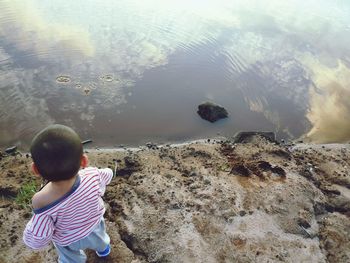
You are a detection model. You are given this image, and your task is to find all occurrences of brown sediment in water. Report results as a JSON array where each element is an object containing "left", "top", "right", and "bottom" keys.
[{"left": 0, "top": 136, "right": 349, "bottom": 262}]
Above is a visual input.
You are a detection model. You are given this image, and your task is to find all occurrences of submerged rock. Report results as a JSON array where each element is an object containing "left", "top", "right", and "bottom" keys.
[{"left": 197, "top": 102, "right": 228, "bottom": 122}]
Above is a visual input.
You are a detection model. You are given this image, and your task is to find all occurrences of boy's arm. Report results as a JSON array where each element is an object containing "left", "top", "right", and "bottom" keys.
[
  {"left": 23, "top": 214, "right": 54, "bottom": 250},
  {"left": 98, "top": 167, "right": 114, "bottom": 185},
  {"left": 96, "top": 164, "right": 115, "bottom": 195}
]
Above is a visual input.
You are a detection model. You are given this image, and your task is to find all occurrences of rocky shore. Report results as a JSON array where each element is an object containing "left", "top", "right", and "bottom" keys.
[{"left": 0, "top": 135, "right": 349, "bottom": 262}]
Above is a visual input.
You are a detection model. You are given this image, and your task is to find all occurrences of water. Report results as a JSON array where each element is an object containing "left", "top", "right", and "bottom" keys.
[{"left": 1, "top": 0, "right": 350, "bottom": 148}]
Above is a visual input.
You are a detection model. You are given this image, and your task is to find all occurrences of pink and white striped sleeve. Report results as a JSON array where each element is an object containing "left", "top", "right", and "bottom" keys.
[
  {"left": 23, "top": 213, "right": 54, "bottom": 250},
  {"left": 97, "top": 168, "right": 113, "bottom": 194}
]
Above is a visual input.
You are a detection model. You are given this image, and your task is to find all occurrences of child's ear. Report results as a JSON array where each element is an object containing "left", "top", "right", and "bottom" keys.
[
  {"left": 81, "top": 154, "right": 88, "bottom": 168},
  {"left": 31, "top": 163, "right": 41, "bottom": 178}
]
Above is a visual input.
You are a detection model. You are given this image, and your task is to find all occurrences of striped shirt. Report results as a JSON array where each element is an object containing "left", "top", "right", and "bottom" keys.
[{"left": 23, "top": 167, "right": 113, "bottom": 249}]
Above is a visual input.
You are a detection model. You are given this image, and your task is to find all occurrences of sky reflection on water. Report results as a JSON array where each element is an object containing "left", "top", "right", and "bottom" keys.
[{"left": 0, "top": 0, "right": 350, "bottom": 148}]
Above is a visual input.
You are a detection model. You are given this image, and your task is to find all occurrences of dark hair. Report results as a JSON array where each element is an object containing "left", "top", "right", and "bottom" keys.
[{"left": 30, "top": 124, "right": 83, "bottom": 182}]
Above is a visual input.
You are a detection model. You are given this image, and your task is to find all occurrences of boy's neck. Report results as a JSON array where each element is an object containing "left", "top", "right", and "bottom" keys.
[
  {"left": 33, "top": 174, "right": 79, "bottom": 210},
  {"left": 50, "top": 175, "right": 78, "bottom": 192}
]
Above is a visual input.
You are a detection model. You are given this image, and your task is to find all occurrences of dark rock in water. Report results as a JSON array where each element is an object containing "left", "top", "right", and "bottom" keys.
[
  {"left": 233, "top": 131, "right": 276, "bottom": 144},
  {"left": 5, "top": 146, "right": 17, "bottom": 154},
  {"left": 197, "top": 102, "right": 228, "bottom": 123}
]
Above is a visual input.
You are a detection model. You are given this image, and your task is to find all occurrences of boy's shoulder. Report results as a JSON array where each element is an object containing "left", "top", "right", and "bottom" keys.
[
  {"left": 79, "top": 166, "right": 99, "bottom": 175},
  {"left": 31, "top": 176, "right": 80, "bottom": 210},
  {"left": 32, "top": 189, "right": 51, "bottom": 210}
]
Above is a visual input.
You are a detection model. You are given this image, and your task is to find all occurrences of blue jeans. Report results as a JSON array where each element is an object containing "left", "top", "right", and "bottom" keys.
[{"left": 54, "top": 218, "right": 110, "bottom": 263}]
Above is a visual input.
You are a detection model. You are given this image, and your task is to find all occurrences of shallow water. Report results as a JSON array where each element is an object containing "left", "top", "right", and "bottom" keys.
[{"left": 1, "top": 0, "right": 350, "bottom": 148}]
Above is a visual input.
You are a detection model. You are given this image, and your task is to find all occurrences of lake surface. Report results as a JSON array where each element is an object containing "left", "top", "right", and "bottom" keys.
[{"left": 1, "top": 0, "right": 350, "bottom": 149}]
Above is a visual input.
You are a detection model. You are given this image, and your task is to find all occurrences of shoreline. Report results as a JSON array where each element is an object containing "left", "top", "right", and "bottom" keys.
[
  {"left": 1, "top": 137, "right": 228, "bottom": 154},
  {"left": 5, "top": 132, "right": 349, "bottom": 154}
]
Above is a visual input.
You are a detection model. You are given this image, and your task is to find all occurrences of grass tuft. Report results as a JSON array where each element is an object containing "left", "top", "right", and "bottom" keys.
[{"left": 15, "top": 181, "right": 37, "bottom": 208}]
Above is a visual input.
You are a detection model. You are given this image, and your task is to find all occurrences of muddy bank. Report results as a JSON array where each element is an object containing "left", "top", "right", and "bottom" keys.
[{"left": 0, "top": 136, "right": 349, "bottom": 262}]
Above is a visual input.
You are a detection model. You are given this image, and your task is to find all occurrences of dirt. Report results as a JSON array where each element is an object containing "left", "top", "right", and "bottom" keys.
[{"left": 0, "top": 136, "right": 349, "bottom": 262}]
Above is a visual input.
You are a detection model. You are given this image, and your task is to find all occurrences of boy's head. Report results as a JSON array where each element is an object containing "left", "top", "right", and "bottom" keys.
[{"left": 30, "top": 124, "right": 83, "bottom": 182}]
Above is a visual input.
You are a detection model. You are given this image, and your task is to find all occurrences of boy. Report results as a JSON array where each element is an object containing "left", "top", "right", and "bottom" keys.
[{"left": 23, "top": 124, "right": 114, "bottom": 263}]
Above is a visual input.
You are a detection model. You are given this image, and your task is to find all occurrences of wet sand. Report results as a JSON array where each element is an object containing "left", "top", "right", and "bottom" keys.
[{"left": 0, "top": 136, "right": 349, "bottom": 262}]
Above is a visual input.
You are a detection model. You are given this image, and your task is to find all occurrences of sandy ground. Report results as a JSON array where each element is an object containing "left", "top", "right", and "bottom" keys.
[{"left": 0, "top": 136, "right": 349, "bottom": 263}]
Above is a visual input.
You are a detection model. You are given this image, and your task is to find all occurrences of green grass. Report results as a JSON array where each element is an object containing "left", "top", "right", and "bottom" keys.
[
  {"left": 218, "top": 163, "right": 231, "bottom": 172},
  {"left": 15, "top": 181, "right": 37, "bottom": 208}
]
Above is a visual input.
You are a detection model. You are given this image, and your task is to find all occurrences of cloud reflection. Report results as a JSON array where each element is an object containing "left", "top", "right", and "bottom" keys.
[
  {"left": 305, "top": 60, "right": 350, "bottom": 143},
  {"left": 0, "top": 0, "right": 94, "bottom": 62}
]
